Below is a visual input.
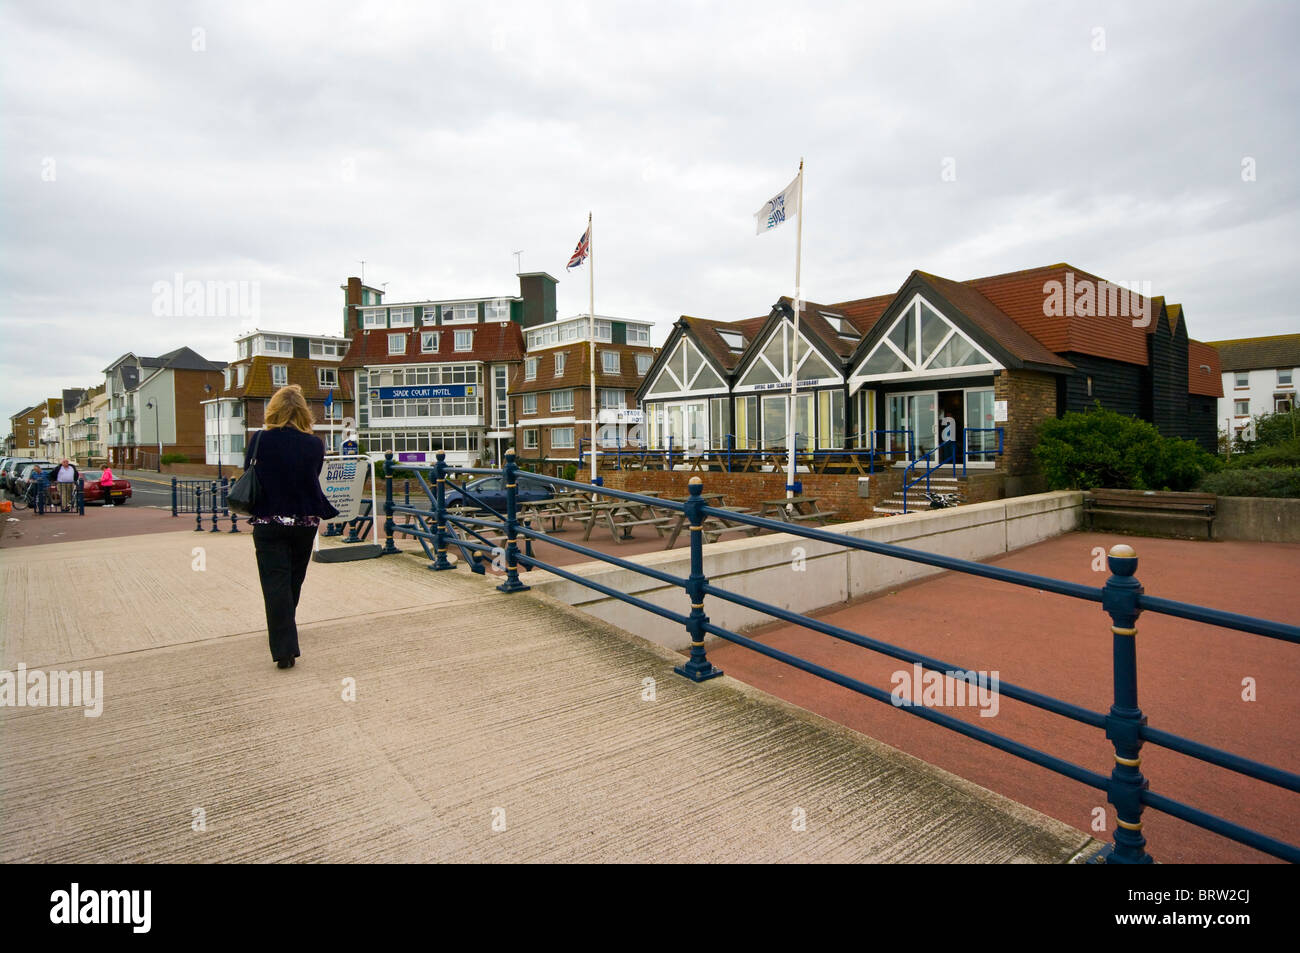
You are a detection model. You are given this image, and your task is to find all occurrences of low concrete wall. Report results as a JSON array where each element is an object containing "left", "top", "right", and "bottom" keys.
[
  {"left": 1215, "top": 496, "right": 1300, "bottom": 543},
  {"left": 528, "top": 491, "right": 1084, "bottom": 650}
]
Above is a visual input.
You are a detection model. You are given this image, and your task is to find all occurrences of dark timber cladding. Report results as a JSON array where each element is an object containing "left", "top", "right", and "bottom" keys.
[{"left": 1060, "top": 352, "right": 1144, "bottom": 417}]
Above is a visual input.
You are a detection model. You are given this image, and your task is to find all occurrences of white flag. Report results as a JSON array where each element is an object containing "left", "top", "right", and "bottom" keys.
[{"left": 754, "top": 173, "right": 800, "bottom": 235}]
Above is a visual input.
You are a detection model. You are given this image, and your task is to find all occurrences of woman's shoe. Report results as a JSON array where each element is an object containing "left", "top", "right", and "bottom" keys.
[
  {"left": 288, "top": 657, "right": 296, "bottom": 668},
  {"left": 276, "top": 658, "right": 290, "bottom": 669}
]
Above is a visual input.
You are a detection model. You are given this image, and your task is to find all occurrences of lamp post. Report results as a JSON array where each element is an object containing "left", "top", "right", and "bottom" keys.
[{"left": 145, "top": 399, "right": 162, "bottom": 472}]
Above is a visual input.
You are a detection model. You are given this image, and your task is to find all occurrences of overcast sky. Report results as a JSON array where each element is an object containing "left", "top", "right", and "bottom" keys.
[{"left": 3, "top": 0, "right": 1297, "bottom": 421}]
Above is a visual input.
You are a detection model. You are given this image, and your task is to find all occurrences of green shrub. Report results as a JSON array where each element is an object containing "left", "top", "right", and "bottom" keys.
[
  {"left": 1034, "top": 405, "right": 1218, "bottom": 491},
  {"left": 562, "top": 464, "right": 578, "bottom": 481},
  {"left": 1253, "top": 407, "right": 1300, "bottom": 448},
  {"left": 1199, "top": 467, "right": 1300, "bottom": 498},
  {"left": 160, "top": 452, "right": 189, "bottom": 465},
  {"left": 1225, "top": 436, "right": 1300, "bottom": 470}
]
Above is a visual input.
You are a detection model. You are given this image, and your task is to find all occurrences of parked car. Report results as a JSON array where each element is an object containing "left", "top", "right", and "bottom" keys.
[
  {"left": 10, "top": 460, "right": 56, "bottom": 496},
  {"left": 80, "top": 470, "right": 132, "bottom": 505},
  {"left": 0, "top": 457, "right": 15, "bottom": 491},
  {"left": 0, "top": 457, "right": 28, "bottom": 492},
  {"left": 442, "top": 474, "right": 560, "bottom": 513}
]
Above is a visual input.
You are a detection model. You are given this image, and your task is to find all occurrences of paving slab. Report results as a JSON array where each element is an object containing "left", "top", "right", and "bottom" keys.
[{"left": 0, "top": 532, "right": 1099, "bottom": 863}]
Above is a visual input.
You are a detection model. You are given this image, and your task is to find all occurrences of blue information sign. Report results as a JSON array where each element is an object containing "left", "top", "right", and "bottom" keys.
[
  {"left": 370, "top": 385, "right": 475, "bottom": 400},
  {"left": 341, "top": 439, "right": 358, "bottom": 455}
]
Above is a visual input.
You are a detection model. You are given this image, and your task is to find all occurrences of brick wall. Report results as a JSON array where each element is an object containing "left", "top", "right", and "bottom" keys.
[
  {"left": 995, "top": 370, "right": 1056, "bottom": 476},
  {"left": 598, "top": 467, "right": 906, "bottom": 521}
]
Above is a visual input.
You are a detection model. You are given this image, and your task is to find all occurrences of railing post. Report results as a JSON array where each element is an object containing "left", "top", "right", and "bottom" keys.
[
  {"left": 209, "top": 481, "right": 220, "bottom": 532},
  {"left": 1094, "top": 543, "right": 1152, "bottom": 864},
  {"left": 674, "top": 476, "right": 724, "bottom": 682},
  {"left": 76, "top": 477, "right": 84, "bottom": 516},
  {"left": 224, "top": 477, "right": 239, "bottom": 532},
  {"left": 194, "top": 486, "right": 203, "bottom": 532},
  {"left": 496, "top": 448, "right": 529, "bottom": 593},
  {"left": 171, "top": 476, "right": 178, "bottom": 517},
  {"left": 431, "top": 451, "right": 453, "bottom": 571},
  {"left": 381, "top": 452, "right": 399, "bottom": 554}
]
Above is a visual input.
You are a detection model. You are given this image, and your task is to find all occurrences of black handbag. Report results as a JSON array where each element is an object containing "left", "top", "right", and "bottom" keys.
[{"left": 226, "top": 431, "right": 262, "bottom": 516}]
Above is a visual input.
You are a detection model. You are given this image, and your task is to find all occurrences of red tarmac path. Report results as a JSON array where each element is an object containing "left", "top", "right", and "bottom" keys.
[{"left": 706, "top": 531, "right": 1300, "bottom": 863}]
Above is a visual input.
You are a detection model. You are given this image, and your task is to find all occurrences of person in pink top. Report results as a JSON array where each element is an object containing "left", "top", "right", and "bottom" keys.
[{"left": 100, "top": 465, "right": 115, "bottom": 507}]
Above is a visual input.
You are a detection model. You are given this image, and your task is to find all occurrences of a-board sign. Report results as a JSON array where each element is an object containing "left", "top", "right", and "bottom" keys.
[{"left": 319, "top": 455, "right": 369, "bottom": 523}]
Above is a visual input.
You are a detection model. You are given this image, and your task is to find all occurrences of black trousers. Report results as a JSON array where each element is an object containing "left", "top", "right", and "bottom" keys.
[{"left": 252, "top": 524, "right": 317, "bottom": 662}]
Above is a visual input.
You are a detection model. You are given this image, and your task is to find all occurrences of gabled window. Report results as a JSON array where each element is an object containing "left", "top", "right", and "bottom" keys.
[
  {"left": 388, "top": 334, "right": 406, "bottom": 355},
  {"left": 853, "top": 295, "right": 997, "bottom": 383},
  {"left": 454, "top": 329, "right": 473, "bottom": 352},
  {"left": 421, "top": 332, "right": 439, "bottom": 353},
  {"left": 646, "top": 338, "right": 725, "bottom": 395},
  {"left": 271, "top": 365, "right": 288, "bottom": 387}
]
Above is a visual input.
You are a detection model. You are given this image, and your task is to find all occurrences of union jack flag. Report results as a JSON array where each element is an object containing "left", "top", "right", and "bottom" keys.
[{"left": 566, "top": 226, "right": 590, "bottom": 270}]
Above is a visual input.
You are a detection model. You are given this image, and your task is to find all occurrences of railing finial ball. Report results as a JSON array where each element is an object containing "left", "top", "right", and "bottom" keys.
[
  {"left": 506, "top": 447, "right": 516, "bottom": 457},
  {"left": 1109, "top": 543, "right": 1137, "bottom": 559},
  {"left": 688, "top": 476, "right": 703, "bottom": 486}
]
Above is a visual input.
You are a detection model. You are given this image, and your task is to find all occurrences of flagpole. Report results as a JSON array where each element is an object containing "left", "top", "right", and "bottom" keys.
[
  {"left": 786, "top": 159, "right": 804, "bottom": 500},
  {"left": 588, "top": 212, "right": 598, "bottom": 482}
]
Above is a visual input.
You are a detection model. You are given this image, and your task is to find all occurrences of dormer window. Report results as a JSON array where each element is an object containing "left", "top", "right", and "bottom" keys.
[
  {"left": 717, "top": 330, "right": 745, "bottom": 352},
  {"left": 821, "top": 312, "right": 858, "bottom": 339},
  {"left": 388, "top": 334, "right": 406, "bottom": 355}
]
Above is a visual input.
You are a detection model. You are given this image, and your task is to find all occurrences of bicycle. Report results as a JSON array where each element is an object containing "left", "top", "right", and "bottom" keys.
[{"left": 10, "top": 482, "right": 55, "bottom": 512}]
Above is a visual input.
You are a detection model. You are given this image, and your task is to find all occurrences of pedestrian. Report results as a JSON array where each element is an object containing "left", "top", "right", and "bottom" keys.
[
  {"left": 246, "top": 384, "right": 339, "bottom": 669},
  {"left": 100, "top": 464, "right": 115, "bottom": 507},
  {"left": 29, "top": 465, "right": 49, "bottom": 515},
  {"left": 55, "top": 459, "right": 78, "bottom": 511}
]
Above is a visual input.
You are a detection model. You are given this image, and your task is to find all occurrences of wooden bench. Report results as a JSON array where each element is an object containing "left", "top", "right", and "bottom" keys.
[{"left": 1084, "top": 489, "right": 1217, "bottom": 539}]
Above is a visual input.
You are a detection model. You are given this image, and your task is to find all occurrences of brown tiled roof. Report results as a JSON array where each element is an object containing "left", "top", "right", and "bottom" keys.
[
  {"left": 830, "top": 292, "right": 895, "bottom": 337},
  {"left": 1187, "top": 341, "right": 1224, "bottom": 397},
  {"left": 964, "top": 263, "right": 1152, "bottom": 366},
  {"left": 223, "top": 357, "right": 353, "bottom": 402},
  {"left": 340, "top": 323, "right": 525, "bottom": 369},
  {"left": 680, "top": 315, "right": 768, "bottom": 373},
  {"left": 771, "top": 297, "right": 864, "bottom": 360},
  {"left": 1204, "top": 334, "right": 1300, "bottom": 372},
  {"left": 509, "top": 344, "right": 654, "bottom": 394},
  {"left": 916, "top": 271, "right": 1075, "bottom": 370}
]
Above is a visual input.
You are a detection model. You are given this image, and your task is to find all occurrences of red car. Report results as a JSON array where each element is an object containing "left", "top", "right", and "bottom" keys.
[{"left": 81, "top": 470, "right": 132, "bottom": 505}]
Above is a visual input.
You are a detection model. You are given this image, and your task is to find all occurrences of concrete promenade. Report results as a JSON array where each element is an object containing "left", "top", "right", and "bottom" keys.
[{"left": 0, "top": 528, "right": 1099, "bottom": 863}]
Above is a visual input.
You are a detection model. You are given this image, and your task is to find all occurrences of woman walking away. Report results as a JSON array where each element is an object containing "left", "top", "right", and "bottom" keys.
[
  {"left": 100, "top": 464, "right": 115, "bottom": 506},
  {"left": 246, "top": 385, "right": 339, "bottom": 669}
]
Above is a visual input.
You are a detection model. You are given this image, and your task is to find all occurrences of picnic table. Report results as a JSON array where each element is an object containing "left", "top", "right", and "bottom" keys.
[
  {"left": 759, "top": 496, "right": 840, "bottom": 526},
  {"left": 579, "top": 497, "right": 674, "bottom": 544},
  {"left": 517, "top": 493, "right": 591, "bottom": 532},
  {"left": 661, "top": 493, "right": 763, "bottom": 548}
]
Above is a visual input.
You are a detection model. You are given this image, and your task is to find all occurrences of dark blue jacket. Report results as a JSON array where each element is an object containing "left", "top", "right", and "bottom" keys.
[{"left": 244, "top": 427, "right": 339, "bottom": 520}]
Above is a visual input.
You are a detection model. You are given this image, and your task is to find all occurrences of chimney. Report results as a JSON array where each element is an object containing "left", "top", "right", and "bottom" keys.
[
  {"left": 343, "top": 276, "right": 363, "bottom": 335},
  {"left": 516, "top": 272, "right": 558, "bottom": 329}
]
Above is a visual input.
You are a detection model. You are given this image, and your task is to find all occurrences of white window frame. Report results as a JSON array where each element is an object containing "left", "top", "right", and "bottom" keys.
[
  {"left": 599, "top": 388, "right": 626, "bottom": 410},
  {"left": 554, "top": 352, "right": 566, "bottom": 376},
  {"left": 1234, "top": 400, "right": 1250, "bottom": 416},
  {"left": 551, "top": 426, "right": 575, "bottom": 449},
  {"left": 525, "top": 357, "right": 539, "bottom": 381},
  {"left": 636, "top": 353, "right": 653, "bottom": 376},
  {"left": 442, "top": 303, "right": 478, "bottom": 324},
  {"left": 1234, "top": 371, "right": 1249, "bottom": 388},
  {"left": 1279, "top": 368, "right": 1294, "bottom": 386},
  {"left": 363, "top": 308, "right": 386, "bottom": 329},
  {"left": 523, "top": 428, "right": 539, "bottom": 450},
  {"left": 626, "top": 325, "right": 651, "bottom": 345},
  {"left": 551, "top": 389, "right": 574, "bottom": 413},
  {"left": 522, "top": 394, "right": 537, "bottom": 415},
  {"left": 389, "top": 307, "right": 414, "bottom": 328},
  {"left": 454, "top": 329, "right": 473, "bottom": 352},
  {"left": 485, "top": 298, "right": 510, "bottom": 321},
  {"left": 601, "top": 351, "right": 620, "bottom": 374},
  {"left": 318, "top": 367, "right": 338, "bottom": 389},
  {"left": 237, "top": 364, "right": 246, "bottom": 386},
  {"left": 421, "top": 331, "right": 439, "bottom": 353},
  {"left": 388, "top": 334, "right": 407, "bottom": 355},
  {"left": 271, "top": 365, "right": 288, "bottom": 387}
]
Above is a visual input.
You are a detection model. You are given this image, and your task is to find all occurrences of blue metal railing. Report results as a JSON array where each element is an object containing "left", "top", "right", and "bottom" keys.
[
  {"left": 376, "top": 450, "right": 1300, "bottom": 864},
  {"left": 900, "top": 428, "right": 1007, "bottom": 512},
  {"left": 175, "top": 477, "right": 239, "bottom": 533}
]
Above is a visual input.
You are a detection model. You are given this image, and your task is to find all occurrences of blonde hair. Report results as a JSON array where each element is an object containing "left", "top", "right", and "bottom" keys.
[{"left": 264, "top": 384, "right": 315, "bottom": 434}]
